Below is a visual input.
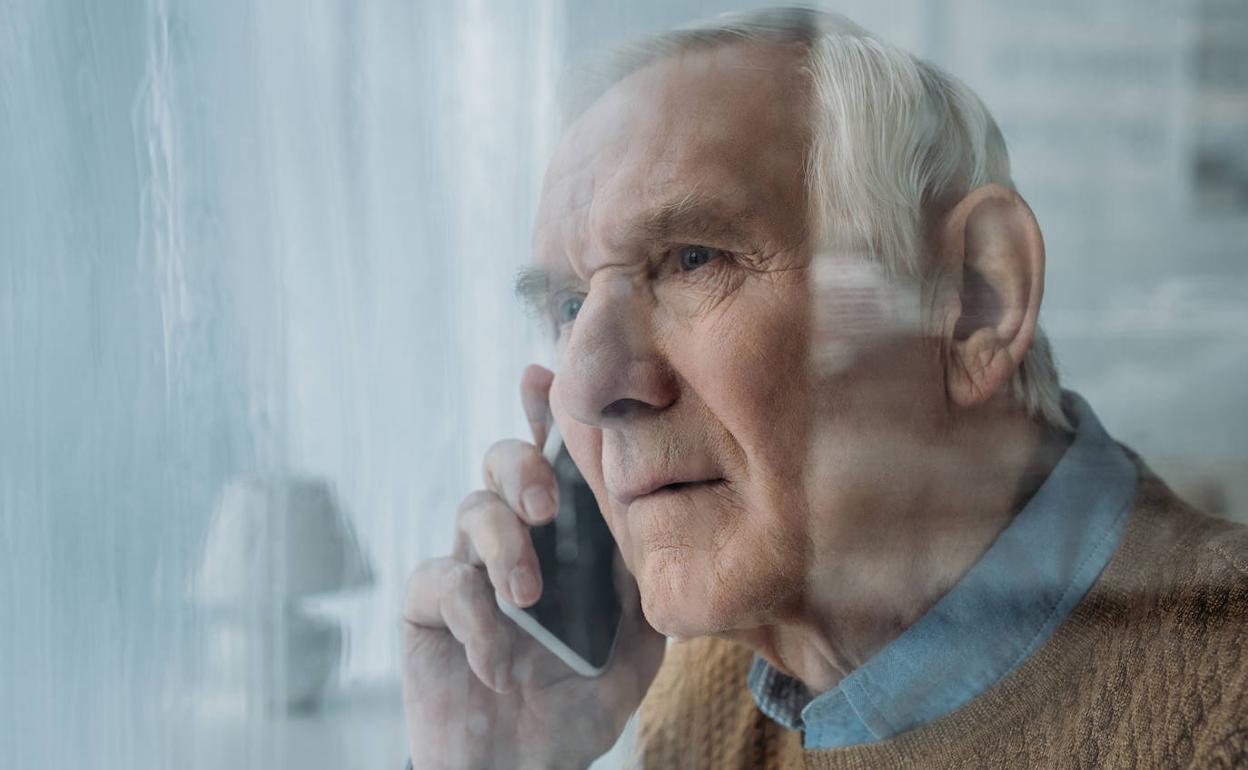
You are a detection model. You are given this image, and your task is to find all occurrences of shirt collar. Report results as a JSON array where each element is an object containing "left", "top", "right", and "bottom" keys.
[{"left": 748, "top": 391, "right": 1139, "bottom": 748}]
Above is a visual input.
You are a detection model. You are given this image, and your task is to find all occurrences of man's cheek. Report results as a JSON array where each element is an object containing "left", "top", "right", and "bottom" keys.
[
  {"left": 810, "top": 256, "right": 924, "bottom": 378},
  {"left": 612, "top": 511, "right": 640, "bottom": 575},
  {"left": 551, "top": 385, "right": 604, "bottom": 485},
  {"left": 567, "top": 434, "right": 601, "bottom": 480},
  {"left": 689, "top": 291, "right": 808, "bottom": 404}
]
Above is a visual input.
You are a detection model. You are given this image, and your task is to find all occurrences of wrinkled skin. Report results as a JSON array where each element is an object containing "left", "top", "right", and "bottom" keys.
[{"left": 533, "top": 39, "right": 971, "bottom": 662}]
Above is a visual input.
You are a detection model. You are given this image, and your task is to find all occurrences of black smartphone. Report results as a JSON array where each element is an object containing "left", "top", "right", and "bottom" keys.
[{"left": 496, "top": 425, "right": 625, "bottom": 676}]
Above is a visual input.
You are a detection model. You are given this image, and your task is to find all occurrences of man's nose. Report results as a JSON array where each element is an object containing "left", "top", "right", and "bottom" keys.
[{"left": 555, "top": 275, "right": 677, "bottom": 428}]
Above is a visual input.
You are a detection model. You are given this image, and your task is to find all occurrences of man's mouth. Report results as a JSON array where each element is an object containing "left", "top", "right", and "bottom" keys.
[{"left": 618, "top": 477, "right": 726, "bottom": 505}]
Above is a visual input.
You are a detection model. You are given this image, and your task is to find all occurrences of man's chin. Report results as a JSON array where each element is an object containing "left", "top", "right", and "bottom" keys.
[
  {"left": 633, "top": 541, "right": 806, "bottom": 640},
  {"left": 635, "top": 555, "right": 732, "bottom": 639},
  {"left": 639, "top": 595, "right": 712, "bottom": 641}
]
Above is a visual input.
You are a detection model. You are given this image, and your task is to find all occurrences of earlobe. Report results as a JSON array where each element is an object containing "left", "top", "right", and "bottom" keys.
[{"left": 938, "top": 184, "right": 1045, "bottom": 409}]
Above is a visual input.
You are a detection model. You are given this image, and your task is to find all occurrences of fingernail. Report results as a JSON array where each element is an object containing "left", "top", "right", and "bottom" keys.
[
  {"left": 493, "top": 660, "right": 512, "bottom": 693},
  {"left": 522, "top": 486, "right": 555, "bottom": 522},
  {"left": 510, "top": 566, "right": 539, "bottom": 606}
]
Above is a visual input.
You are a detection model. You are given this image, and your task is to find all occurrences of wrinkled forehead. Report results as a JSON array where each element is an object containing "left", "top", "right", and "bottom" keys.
[{"left": 532, "top": 40, "right": 811, "bottom": 272}]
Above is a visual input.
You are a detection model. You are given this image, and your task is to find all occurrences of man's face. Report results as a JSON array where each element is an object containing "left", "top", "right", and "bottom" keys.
[{"left": 530, "top": 42, "right": 936, "bottom": 638}]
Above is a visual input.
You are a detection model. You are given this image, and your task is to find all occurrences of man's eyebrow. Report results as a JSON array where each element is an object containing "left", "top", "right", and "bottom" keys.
[
  {"left": 514, "top": 265, "right": 573, "bottom": 317},
  {"left": 516, "top": 193, "right": 753, "bottom": 314},
  {"left": 635, "top": 191, "right": 753, "bottom": 246},
  {"left": 514, "top": 266, "right": 548, "bottom": 316}
]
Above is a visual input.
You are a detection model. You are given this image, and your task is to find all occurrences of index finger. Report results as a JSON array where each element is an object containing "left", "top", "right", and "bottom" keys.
[{"left": 521, "top": 364, "right": 554, "bottom": 450}]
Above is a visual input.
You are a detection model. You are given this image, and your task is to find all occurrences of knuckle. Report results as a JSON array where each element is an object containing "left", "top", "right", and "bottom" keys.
[
  {"left": 405, "top": 556, "right": 448, "bottom": 599},
  {"left": 447, "top": 585, "right": 497, "bottom": 643},
  {"left": 444, "top": 561, "right": 485, "bottom": 598},
  {"left": 483, "top": 438, "right": 525, "bottom": 477},
  {"left": 401, "top": 621, "right": 442, "bottom": 660},
  {"left": 457, "top": 489, "right": 499, "bottom": 520},
  {"left": 489, "top": 437, "right": 527, "bottom": 456},
  {"left": 474, "top": 525, "right": 509, "bottom": 567},
  {"left": 485, "top": 438, "right": 548, "bottom": 490},
  {"left": 515, "top": 445, "right": 551, "bottom": 482},
  {"left": 459, "top": 496, "right": 523, "bottom": 555}
]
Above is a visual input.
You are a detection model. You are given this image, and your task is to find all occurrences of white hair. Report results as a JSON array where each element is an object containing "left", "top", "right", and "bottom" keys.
[{"left": 563, "top": 7, "right": 1069, "bottom": 431}]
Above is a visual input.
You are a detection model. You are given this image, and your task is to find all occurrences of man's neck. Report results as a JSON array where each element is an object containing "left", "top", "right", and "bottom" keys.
[{"left": 733, "top": 401, "right": 1072, "bottom": 693}]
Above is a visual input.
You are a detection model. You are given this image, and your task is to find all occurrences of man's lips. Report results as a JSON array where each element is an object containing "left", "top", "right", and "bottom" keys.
[{"left": 615, "top": 476, "right": 726, "bottom": 506}]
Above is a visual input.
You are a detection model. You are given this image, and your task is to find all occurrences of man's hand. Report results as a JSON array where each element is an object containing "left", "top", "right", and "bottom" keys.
[{"left": 401, "top": 365, "right": 666, "bottom": 770}]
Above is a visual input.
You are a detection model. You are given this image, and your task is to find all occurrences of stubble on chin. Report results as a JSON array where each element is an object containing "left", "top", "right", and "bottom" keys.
[{"left": 634, "top": 514, "right": 811, "bottom": 640}]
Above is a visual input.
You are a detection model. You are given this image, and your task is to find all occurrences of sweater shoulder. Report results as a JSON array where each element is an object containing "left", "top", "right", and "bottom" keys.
[
  {"left": 1124, "top": 465, "right": 1248, "bottom": 603},
  {"left": 1159, "top": 514, "right": 1248, "bottom": 768},
  {"left": 1088, "top": 468, "right": 1248, "bottom": 765},
  {"left": 1199, "top": 512, "right": 1248, "bottom": 579}
]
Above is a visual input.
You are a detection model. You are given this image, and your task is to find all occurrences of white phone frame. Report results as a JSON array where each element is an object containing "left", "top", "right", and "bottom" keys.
[{"left": 495, "top": 423, "right": 621, "bottom": 678}]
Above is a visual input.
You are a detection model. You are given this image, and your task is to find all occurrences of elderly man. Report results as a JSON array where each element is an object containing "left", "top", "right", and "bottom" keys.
[{"left": 402, "top": 8, "right": 1248, "bottom": 768}]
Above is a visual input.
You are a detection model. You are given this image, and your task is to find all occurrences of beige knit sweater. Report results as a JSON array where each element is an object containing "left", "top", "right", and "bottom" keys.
[{"left": 634, "top": 467, "right": 1248, "bottom": 769}]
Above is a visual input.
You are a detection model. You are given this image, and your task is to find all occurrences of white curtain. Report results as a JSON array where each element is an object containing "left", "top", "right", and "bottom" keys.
[{"left": 2, "top": 1, "right": 557, "bottom": 767}]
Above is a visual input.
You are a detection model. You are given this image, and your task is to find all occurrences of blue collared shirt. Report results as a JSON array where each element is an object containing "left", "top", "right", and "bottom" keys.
[{"left": 747, "top": 392, "right": 1139, "bottom": 749}]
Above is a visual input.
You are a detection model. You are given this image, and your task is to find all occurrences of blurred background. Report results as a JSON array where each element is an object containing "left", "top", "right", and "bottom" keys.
[{"left": 2, "top": 0, "right": 1245, "bottom": 768}]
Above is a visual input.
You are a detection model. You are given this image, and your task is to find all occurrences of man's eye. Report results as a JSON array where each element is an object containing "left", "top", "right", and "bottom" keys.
[
  {"left": 679, "top": 244, "right": 720, "bottom": 271},
  {"left": 556, "top": 294, "right": 584, "bottom": 323}
]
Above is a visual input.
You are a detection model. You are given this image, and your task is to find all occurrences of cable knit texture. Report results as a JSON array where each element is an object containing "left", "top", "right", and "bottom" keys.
[{"left": 633, "top": 463, "right": 1248, "bottom": 769}]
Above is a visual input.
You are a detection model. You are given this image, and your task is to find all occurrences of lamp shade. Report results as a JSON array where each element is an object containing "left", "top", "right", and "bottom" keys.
[{"left": 195, "top": 476, "right": 372, "bottom": 605}]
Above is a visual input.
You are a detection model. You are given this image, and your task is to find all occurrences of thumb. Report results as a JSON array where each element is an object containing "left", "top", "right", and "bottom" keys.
[{"left": 521, "top": 364, "right": 555, "bottom": 450}]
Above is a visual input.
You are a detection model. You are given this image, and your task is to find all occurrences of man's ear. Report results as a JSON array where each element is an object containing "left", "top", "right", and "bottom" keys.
[{"left": 936, "top": 183, "right": 1045, "bottom": 408}]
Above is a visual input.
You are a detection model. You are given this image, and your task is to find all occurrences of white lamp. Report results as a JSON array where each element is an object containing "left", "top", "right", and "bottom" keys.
[{"left": 196, "top": 476, "right": 372, "bottom": 712}]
